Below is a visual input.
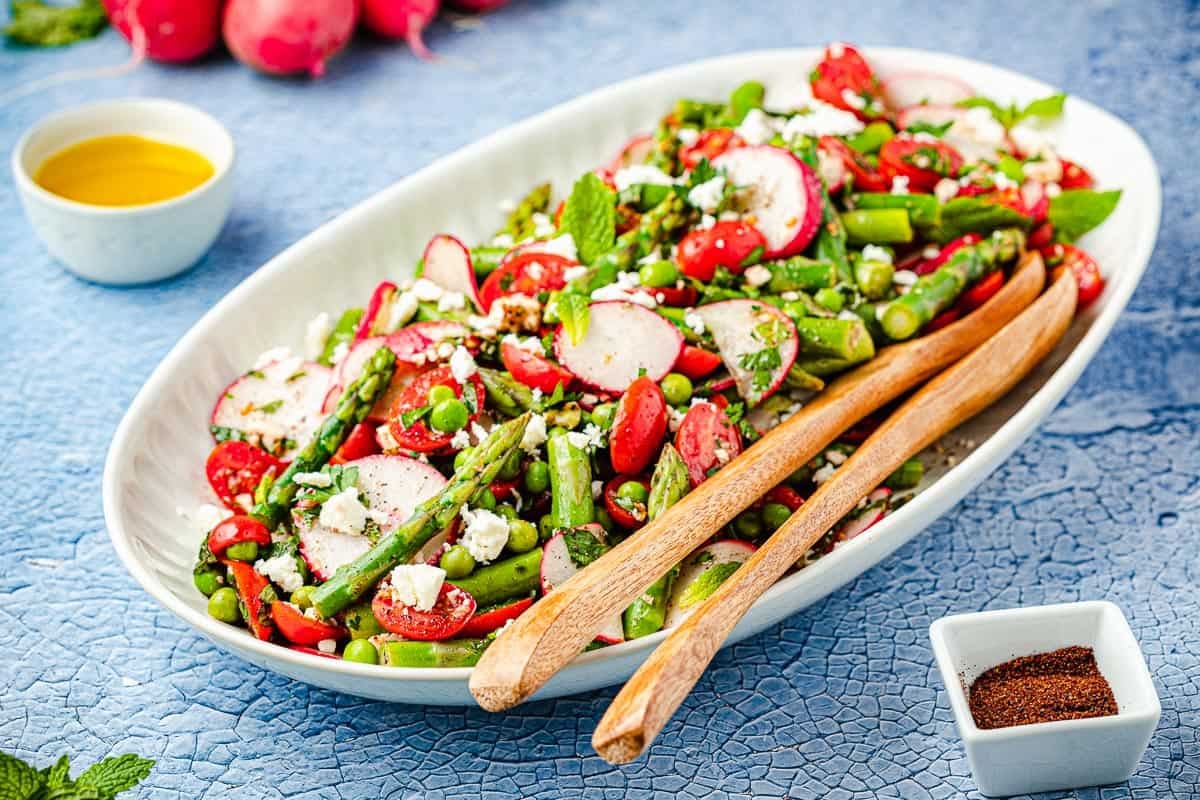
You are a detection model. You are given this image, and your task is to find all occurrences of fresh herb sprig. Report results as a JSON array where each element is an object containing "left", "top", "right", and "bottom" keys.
[{"left": 1, "top": 750, "right": 153, "bottom": 800}]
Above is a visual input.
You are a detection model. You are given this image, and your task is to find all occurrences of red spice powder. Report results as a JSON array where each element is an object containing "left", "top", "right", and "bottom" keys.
[{"left": 968, "top": 645, "right": 1118, "bottom": 730}]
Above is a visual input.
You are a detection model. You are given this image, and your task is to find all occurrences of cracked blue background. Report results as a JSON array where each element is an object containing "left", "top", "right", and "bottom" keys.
[{"left": 1, "top": 1, "right": 1197, "bottom": 797}]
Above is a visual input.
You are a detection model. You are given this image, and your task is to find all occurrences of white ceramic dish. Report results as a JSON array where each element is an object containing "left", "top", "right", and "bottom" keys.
[
  {"left": 12, "top": 98, "right": 235, "bottom": 285},
  {"left": 103, "top": 47, "right": 1160, "bottom": 705},
  {"left": 930, "top": 601, "right": 1160, "bottom": 796}
]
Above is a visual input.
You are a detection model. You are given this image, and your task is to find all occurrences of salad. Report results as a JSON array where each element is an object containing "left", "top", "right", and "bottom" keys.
[{"left": 189, "top": 43, "right": 1120, "bottom": 668}]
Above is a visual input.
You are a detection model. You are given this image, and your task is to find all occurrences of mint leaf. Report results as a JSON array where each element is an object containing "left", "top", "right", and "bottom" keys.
[
  {"left": 41, "top": 755, "right": 71, "bottom": 789},
  {"left": 1020, "top": 92, "right": 1066, "bottom": 122},
  {"left": 957, "top": 92, "right": 1067, "bottom": 128},
  {"left": 562, "top": 528, "right": 607, "bottom": 568},
  {"left": 930, "top": 197, "right": 1032, "bottom": 243},
  {"left": 557, "top": 292, "right": 590, "bottom": 346},
  {"left": 0, "top": 752, "right": 41, "bottom": 800},
  {"left": 4, "top": 0, "right": 107, "bottom": 47},
  {"left": 726, "top": 80, "right": 765, "bottom": 125},
  {"left": 1048, "top": 189, "right": 1121, "bottom": 242},
  {"left": 44, "top": 784, "right": 104, "bottom": 800},
  {"left": 905, "top": 120, "right": 953, "bottom": 138},
  {"left": 678, "top": 561, "right": 740, "bottom": 609},
  {"left": 957, "top": 96, "right": 1014, "bottom": 127},
  {"left": 560, "top": 173, "right": 616, "bottom": 265},
  {"left": 996, "top": 154, "right": 1025, "bottom": 183}
]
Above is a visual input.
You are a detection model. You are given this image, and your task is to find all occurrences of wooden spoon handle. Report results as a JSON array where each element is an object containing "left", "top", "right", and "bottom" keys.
[
  {"left": 469, "top": 253, "right": 1046, "bottom": 712},
  {"left": 592, "top": 266, "right": 1078, "bottom": 763}
]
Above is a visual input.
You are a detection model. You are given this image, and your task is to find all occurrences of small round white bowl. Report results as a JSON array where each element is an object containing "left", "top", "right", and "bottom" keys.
[{"left": 12, "top": 98, "right": 235, "bottom": 285}]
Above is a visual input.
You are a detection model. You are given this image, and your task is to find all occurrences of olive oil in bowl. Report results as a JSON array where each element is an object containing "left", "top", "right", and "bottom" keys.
[{"left": 34, "top": 134, "right": 215, "bottom": 207}]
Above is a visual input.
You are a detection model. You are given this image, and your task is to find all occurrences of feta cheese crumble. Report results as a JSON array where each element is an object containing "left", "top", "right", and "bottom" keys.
[
  {"left": 411, "top": 278, "right": 445, "bottom": 302},
  {"left": 684, "top": 311, "right": 706, "bottom": 335},
  {"left": 687, "top": 175, "right": 726, "bottom": 213},
  {"left": 319, "top": 487, "right": 368, "bottom": 536},
  {"left": 892, "top": 269, "right": 919, "bottom": 287},
  {"left": 743, "top": 264, "right": 773, "bottom": 287},
  {"left": 460, "top": 507, "right": 510, "bottom": 563},
  {"left": 254, "top": 554, "right": 305, "bottom": 593},
  {"left": 565, "top": 423, "right": 606, "bottom": 453},
  {"left": 317, "top": 639, "right": 337, "bottom": 654},
  {"left": 520, "top": 413, "right": 548, "bottom": 454},
  {"left": 779, "top": 100, "right": 865, "bottom": 139},
  {"left": 293, "top": 471, "right": 333, "bottom": 488},
  {"left": 890, "top": 175, "right": 910, "bottom": 195},
  {"left": 613, "top": 164, "right": 677, "bottom": 192},
  {"left": 861, "top": 244, "right": 893, "bottom": 265},
  {"left": 735, "top": 108, "right": 780, "bottom": 145},
  {"left": 388, "top": 563, "right": 446, "bottom": 611},
  {"left": 449, "top": 345, "right": 477, "bottom": 384}
]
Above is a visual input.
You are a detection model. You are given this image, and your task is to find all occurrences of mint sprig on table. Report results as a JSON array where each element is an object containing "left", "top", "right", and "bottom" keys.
[
  {"left": 1, "top": 751, "right": 153, "bottom": 800},
  {"left": 4, "top": 0, "right": 108, "bottom": 47}
]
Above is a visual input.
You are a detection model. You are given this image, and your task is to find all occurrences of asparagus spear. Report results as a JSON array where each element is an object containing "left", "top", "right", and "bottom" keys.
[
  {"left": 251, "top": 346, "right": 396, "bottom": 529},
  {"left": 765, "top": 256, "right": 839, "bottom": 293},
  {"left": 784, "top": 364, "right": 826, "bottom": 392},
  {"left": 879, "top": 228, "right": 1024, "bottom": 340},
  {"left": 318, "top": 308, "right": 363, "bottom": 366},
  {"left": 885, "top": 457, "right": 924, "bottom": 490},
  {"left": 470, "top": 245, "right": 508, "bottom": 278},
  {"left": 623, "top": 445, "right": 690, "bottom": 640},
  {"left": 448, "top": 550, "right": 541, "bottom": 607},
  {"left": 793, "top": 316, "right": 876, "bottom": 363},
  {"left": 547, "top": 433, "right": 595, "bottom": 529},
  {"left": 854, "top": 257, "right": 895, "bottom": 300},
  {"left": 380, "top": 638, "right": 489, "bottom": 668},
  {"left": 478, "top": 366, "right": 533, "bottom": 418},
  {"left": 850, "top": 192, "right": 939, "bottom": 228},
  {"left": 841, "top": 208, "right": 914, "bottom": 245},
  {"left": 500, "top": 182, "right": 551, "bottom": 242},
  {"left": 311, "top": 413, "right": 531, "bottom": 619}
]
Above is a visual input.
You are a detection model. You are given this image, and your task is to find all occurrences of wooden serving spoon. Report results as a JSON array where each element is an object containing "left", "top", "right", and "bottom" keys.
[
  {"left": 469, "top": 253, "right": 1046, "bottom": 712},
  {"left": 591, "top": 264, "right": 1078, "bottom": 763}
]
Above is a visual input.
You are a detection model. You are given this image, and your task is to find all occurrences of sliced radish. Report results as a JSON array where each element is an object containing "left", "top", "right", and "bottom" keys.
[
  {"left": 882, "top": 72, "right": 973, "bottom": 111},
  {"left": 607, "top": 132, "right": 655, "bottom": 172},
  {"left": 713, "top": 145, "right": 822, "bottom": 258},
  {"left": 386, "top": 320, "right": 469, "bottom": 362},
  {"left": 210, "top": 359, "right": 332, "bottom": 458},
  {"left": 837, "top": 487, "right": 892, "bottom": 541},
  {"left": 896, "top": 104, "right": 965, "bottom": 131},
  {"left": 816, "top": 145, "right": 847, "bottom": 193},
  {"left": 296, "top": 454, "right": 448, "bottom": 580},
  {"left": 539, "top": 526, "right": 624, "bottom": 644},
  {"left": 664, "top": 539, "right": 756, "bottom": 629},
  {"left": 695, "top": 300, "right": 798, "bottom": 406},
  {"left": 422, "top": 234, "right": 483, "bottom": 312},
  {"left": 354, "top": 280, "right": 400, "bottom": 342},
  {"left": 554, "top": 301, "right": 683, "bottom": 393}
]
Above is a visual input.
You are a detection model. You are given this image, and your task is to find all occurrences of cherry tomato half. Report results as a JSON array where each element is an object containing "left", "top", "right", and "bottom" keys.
[
  {"left": 818, "top": 136, "right": 889, "bottom": 193},
  {"left": 205, "top": 441, "right": 285, "bottom": 512},
  {"left": 603, "top": 475, "right": 651, "bottom": 529},
  {"left": 1058, "top": 158, "right": 1095, "bottom": 191},
  {"left": 676, "top": 220, "right": 768, "bottom": 282},
  {"left": 479, "top": 252, "right": 575, "bottom": 312},
  {"left": 675, "top": 401, "right": 743, "bottom": 486},
  {"left": 208, "top": 515, "right": 272, "bottom": 558},
  {"left": 1044, "top": 243, "right": 1105, "bottom": 309},
  {"left": 224, "top": 560, "right": 273, "bottom": 641},
  {"left": 608, "top": 376, "right": 668, "bottom": 476},
  {"left": 810, "top": 42, "right": 885, "bottom": 121},
  {"left": 270, "top": 601, "right": 347, "bottom": 646},
  {"left": 673, "top": 345, "right": 723, "bottom": 380},
  {"left": 330, "top": 422, "right": 380, "bottom": 465},
  {"left": 879, "top": 137, "right": 964, "bottom": 193},
  {"left": 958, "top": 270, "right": 1005, "bottom": 313},
  {"left": 500, "top": 339, "right": 573, "bottom": 395},
  {"left": 653, "top": 285, "right": 699, "bottom": 307},
  {"left": 765, "top": 485, "right": 805, "bottom": 512},
  {"left": 679, "top": 128, "right": 744, "bottom": 170},
  {"left": 388, "top": 366, "right": 486, "bottom": 453},
  {"left": 457, "top": 596, "right": 534, "bottom": 639},
  {"left": 372, "top": 582, "right": 476, "bottom": 641}
]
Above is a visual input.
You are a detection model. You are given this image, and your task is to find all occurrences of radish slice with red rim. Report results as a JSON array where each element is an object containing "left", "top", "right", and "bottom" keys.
[
  {"left": 422, "top": 234, "right": 483, "bottom": 312},
  {"left": 664, "top": 539, "right": 756, "bottom": 628},
  {"left": 713, "top": 145, "right": 822, "bottom": 258},
  {"left": 554, "top": 300, "right": 683, "bottom": 393},
  {"left": 295, "top": 454, "right": 448, "bottom": 580},
  {"left": 882, "top": 72, "right": 973, "bottom": 111},
  {"left": 816, "top": 145, "right": 847, "bottom": 193},
  {"left": 837, "top": 487, "right": 892, "bottom": 541},
  {"left": 695, "top": 300, "right": 798, "bottom": 406},
  {"left": 210, "top": 359, "right": 332, "bottom": 459},
  {"left": 539, "top": 526, "right": 624, "bottom": 644}
]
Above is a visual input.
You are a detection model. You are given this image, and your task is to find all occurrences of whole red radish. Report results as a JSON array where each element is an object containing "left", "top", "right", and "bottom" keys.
[
  {"left": 223, "top": 0, "right": 359, "bottom": 77},
  {"left": 362, "top": 0, "right": 439, "bottom": 60},
  {"left": 102, "top": 0, "right": 222, "bottom": 63}
]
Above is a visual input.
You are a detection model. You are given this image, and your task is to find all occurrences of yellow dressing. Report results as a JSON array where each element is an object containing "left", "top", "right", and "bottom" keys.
[{"left": 34, "top": 134, "right": 215, "bottom": 207}]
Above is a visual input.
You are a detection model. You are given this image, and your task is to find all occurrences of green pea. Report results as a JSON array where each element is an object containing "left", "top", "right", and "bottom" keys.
[
  {"left": 207, "top": 587, "right": 240, "bottom": 623},
  {"left": 427, "top": 384, "right": 456, "bottom": 407},
  {"left": 224, "top": 541, "right": 259, "bottom": 562},
  {"left": 471, "top": 486, "right": 497, "bottom": 510},
  {"left": 429, "top": 398, "right": 469, "bottom": 432},
  {"left": 498, "top": 449, "right": 522, "bottom": 481},
  {"left": 814, "top": 287, "right": 845, "bottom": 312},
  {"left": 733, "top": 510, "right": 764, "bottom": 539},
  {"left": 507, "top": 520, "right": 539, "bottom": 553},
  {"left": 762, "top": 502, "right": 792, "bottom": 531},
  {"left": 342, "top": 639, "right": 379, "bottom": 665},
  {"left": 590, "top": 403, "right": 617, "bottom": 429},
  {"left": 193, "top": 570, "right": 222, "bottom": 597},
  {"left": 524, "top": 460, "right": 550, "bottom": 493},
  {"left": 454, "top": 446, "right": 475, "bottom": 470},
  {"left": 290, "top": 585, "right": 317, "bottom": 609},
  {"left": 660, "top": 373, "right": 693, "bottom": 406},
  {"left": 594, "top": 508, "right": 615, "bottom": 532},
  {"left": 538, "top": 514, "right": 557, "bottom": 540},
  {"left": 616, "top": 481, "right": 649, "bottom": 504},
  {"left": 344, "top": 600, "right": 385, "bottom": 640},
  {"left": 440, "top": 544, "right": 476, "bottom": 579},
  {"left": 638, "top": 259, "right": 679, "bottom": 288},
  {"left": 495, "top": 504, "right": 519, "bottom": 521}
]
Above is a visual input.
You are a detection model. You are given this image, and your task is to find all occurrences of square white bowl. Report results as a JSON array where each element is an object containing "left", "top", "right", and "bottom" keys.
[{"left": 929, "top": 601, "right": 1160, "bottom": 797}]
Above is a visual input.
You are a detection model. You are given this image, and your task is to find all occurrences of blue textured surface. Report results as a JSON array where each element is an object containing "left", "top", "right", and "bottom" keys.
[{"left": 1, "top": 1, "right": 1197, "bottom": 797}]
